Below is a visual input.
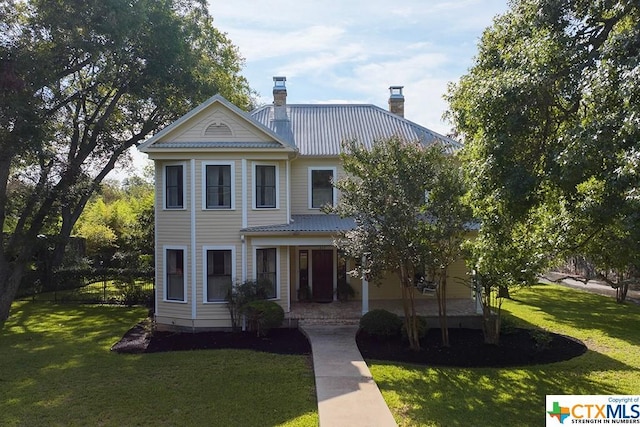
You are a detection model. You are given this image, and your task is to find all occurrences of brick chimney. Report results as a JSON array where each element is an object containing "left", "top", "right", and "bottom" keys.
[
  {"left": 388, "top": 86, "right": 404, "bottom": 117},
  {"left": 273, "top": 76, "right": 287, "bottom": 106},
  {"left": 273, "top": 76, "right": 288, "bottom": 120}
]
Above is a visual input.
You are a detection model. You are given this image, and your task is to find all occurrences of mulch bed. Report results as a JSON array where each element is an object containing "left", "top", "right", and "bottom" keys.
[
  {"left": 356, "top": 327, "right": 588, "bottom": 367},
  {"left": 111, "top": 322, "right": 311, "bottom": 355},
  {"left": 112, "top": 321, "right": 587, "bottom": 367}
]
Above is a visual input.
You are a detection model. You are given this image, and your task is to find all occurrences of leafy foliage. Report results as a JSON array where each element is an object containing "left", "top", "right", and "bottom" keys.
[
  {"left": 0, "top": 0, "right": 254, "bottom": 323},
  {"left": 359, "top": 309, "right": 402, "bottom": 339},
  {"left": 225, "top": 280, "right": 271, "bottom": 331},
  {"left": 242, "top": 300, "right": 285, "bottom": 337},
  {"left": 400, "top": 315, "right": 429, "bottom": 342},
  {"left": 333, "top": 136, "right": 470, "bottom": 348},
  {"left": 446, "top": 0, "right": 640, "bottom": 339}
]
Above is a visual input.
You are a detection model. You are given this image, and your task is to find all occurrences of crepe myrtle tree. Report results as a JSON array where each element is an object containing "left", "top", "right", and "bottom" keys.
[
  {"left": 0, "top": 0, "right": 254, "bottom": 326},
  {"left": 332, "top": 136, "right": 470, "bottom": 349}
]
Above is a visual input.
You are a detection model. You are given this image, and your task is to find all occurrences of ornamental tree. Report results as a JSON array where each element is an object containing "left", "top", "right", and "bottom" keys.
[{"left": 333, "top": 136, "right": 470, "bottom": 349}]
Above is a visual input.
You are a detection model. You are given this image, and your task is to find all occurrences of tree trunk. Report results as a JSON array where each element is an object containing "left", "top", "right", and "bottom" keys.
[
  {"left": 0, "top": 261, "right": 26, "bottom": 327},
  {"left": 399, "top": 266, "right": 420, "bottom": 350},
  {"left": 437, "top": 271, "right": 449, "bottom": 347},
  {"left": 616, "top": 283, "right": 629, "bottom": 303},
  {"left": 481, "top": 284, "right": 501, "bottom": 344}
]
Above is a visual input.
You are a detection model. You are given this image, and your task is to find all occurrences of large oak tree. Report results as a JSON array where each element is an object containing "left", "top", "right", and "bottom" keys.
[
  {"left": 446, "top": 0, "right": 640, "bottom": 325},
  {"left": 0, "top": 0, "right": 253, "bottom": 325}
]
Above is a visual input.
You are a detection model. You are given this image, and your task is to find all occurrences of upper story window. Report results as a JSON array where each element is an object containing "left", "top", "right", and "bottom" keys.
[
  {"left": 255, "top": 164, "right": 277, "bottom": 209},
  {"left": 165, "top": 164, "right": 184, "bottom": 209},
  {"left": 309, "top": 167, "right": 336, "bottom": 209},
  {"left": 205, "top": 163, "right": 233, "bottom": 209}
]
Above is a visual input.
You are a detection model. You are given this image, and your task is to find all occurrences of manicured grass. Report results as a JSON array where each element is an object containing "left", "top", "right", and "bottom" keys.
[
  {"left": 368, "top": 283, "right": 640, "bottom": 426},
  {"left": 0, "top": 301, "right": 318, "bottom": 426}
]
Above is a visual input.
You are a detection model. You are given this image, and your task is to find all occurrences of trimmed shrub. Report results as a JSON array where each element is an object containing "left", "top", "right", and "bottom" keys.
[
  {"left": 401, "top": 316, "right": 429, "bottom": 342},
  {"left": 359, "top": 309, "right": 402, "bottom": 338},
  {"left": 225, "top": 280, "right": 270, "bottom": 330},
  {"left": 242, "top": 300, "right": 284, "bottom": 337}
]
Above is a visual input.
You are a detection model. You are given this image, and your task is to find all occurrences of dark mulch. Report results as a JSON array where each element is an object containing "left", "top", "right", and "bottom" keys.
[
  {"left": 356, "top": 327, "right": 588, "bottom": 367},
  {"left": 113, "top": 321, "right": 586, "bottom": 368},
  {"left": 111, "top": 322, "right": 311, "bottom": 355}
]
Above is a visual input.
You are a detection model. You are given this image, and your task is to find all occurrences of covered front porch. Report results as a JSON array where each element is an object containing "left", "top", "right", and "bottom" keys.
[
  {"left": 243, "top": 214, "right": 481, "bottom": 327},
  {"left": 286, "top": 298, "right": 483, "bottom": 328}
]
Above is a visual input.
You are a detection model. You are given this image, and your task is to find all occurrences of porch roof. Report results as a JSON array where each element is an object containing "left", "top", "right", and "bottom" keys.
[{"left": 241, "top": 214, "right": 355, "bottom": 235}]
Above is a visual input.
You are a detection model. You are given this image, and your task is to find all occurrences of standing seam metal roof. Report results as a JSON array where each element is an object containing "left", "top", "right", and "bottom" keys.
[
  {"left": 241, "top": 214, "right": 355, "bottom": 233},
  {"left": 250, "top": 104, "right": 462, "bottom": 156}
]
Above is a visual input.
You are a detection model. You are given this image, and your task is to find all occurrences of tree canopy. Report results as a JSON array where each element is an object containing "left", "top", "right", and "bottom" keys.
[
  {"left": 333, "top": 136, "right": 470, "bottom": 349},
  {"left": 0, "top": 0, "right": 254, "bottom": 324},
  {"left": 446, "top": 0, "right": 640, "bottom": 306}
]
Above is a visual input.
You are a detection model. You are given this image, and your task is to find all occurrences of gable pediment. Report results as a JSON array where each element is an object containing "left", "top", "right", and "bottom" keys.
[{"left": 139, "top": 95, "right": 294, "bottom": 153}]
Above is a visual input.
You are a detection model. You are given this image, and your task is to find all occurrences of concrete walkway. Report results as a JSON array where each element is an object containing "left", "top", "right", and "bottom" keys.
[{"left": 300, "top": 324, "right": 397, "bottom": 427}]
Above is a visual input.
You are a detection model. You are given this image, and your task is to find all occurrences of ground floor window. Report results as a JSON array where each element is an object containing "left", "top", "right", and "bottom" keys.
[
  {"left": 256, "top": 248, "right": 277, "bottom": 298},
  {"left": 166, "top": 248, "right": 185, "bottom": 301},
  {"left": 206, "top": 249, "right": 232, "bottom": 302}
]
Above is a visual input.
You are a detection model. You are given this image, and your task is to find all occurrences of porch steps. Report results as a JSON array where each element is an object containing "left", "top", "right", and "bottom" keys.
[{"left": 298, "top": 318, "right": 361, "bottom": 327}]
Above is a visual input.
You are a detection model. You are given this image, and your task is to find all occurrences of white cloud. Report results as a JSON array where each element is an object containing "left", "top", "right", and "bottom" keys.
[{"left": 208, "top": 0, "right": 510, "bottom": 134}]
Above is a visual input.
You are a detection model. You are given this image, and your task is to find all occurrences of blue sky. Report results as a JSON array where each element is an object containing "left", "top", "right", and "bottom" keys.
[
  {"left": 121, "top": 0, "right": 510, "bottom": 179},
  {"left": 209, "top": 0, "right": 509, "bottom": 134}
]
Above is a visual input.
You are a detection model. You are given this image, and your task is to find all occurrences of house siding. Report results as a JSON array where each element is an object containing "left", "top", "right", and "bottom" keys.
[
  {"left": 154, "top": 161, "right": 193, "bottom": 322},
  {"left": 169, "top": 106, "right": 267, "bottom": 143},
  {"left": 347, "top": 257, "right": 472, "bottom": 300},
  {"left": 143, "top": 93, "right": 473, "bottom": 331},
  {"left": 290, "top": 157, "right": 343, "bottom": 214},
  {"left": 247, "top": 159, "right": 289, "bottom": 227}
]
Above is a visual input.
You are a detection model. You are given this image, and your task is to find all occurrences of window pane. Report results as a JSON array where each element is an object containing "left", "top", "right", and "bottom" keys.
[
  {"left": 256, "top": 165, "right": 276, "bottom": 208},
  {"left": 166, "top": 165, "right": 183, "bottom": 209},
  {"left": 312, "top": 169, "right": 333, "bottom": 208},
  {"left": 257, "top": 248, "right": 277, "bottom": 298},
  {"left": 166, "top": 249, "right": 184, "bottom": 301},
  {"left": 206, "top": 165, "right": 231, "bottom": 208},
  {"left": 207, "top": 250, "right": 232, "bottom": 302}
]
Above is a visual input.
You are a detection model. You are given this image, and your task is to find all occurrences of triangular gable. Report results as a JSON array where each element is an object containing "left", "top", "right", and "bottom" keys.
[{"left": 138, "top": 94, "right": 295, "bottom": 153}]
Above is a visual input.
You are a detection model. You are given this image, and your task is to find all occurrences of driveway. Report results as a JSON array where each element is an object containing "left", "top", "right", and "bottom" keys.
[{"left": 540, "top": 272, "right": 640, "bottom": 305}]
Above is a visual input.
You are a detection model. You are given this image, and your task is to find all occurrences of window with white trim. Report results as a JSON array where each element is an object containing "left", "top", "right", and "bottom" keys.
[
  {"left": 205, "top": 164, "right": 232, "bottom": 209},
  {"left": 309, "top": 168, "right": 336, "bottom": 209},
  {"left": 205, "top": 249, "right": 233, "bottom": 302},
  {"left": 166, "top": 248, "right": 185, "bottom": 301},
  {"left": 165, "top": 164, "right": 184, "bottom": 209},
  {"left": 255, "top": 165, "right": 277, "bottom": 208},
  {"left": 256, "top": 248, "right": 277, "bottom": 299}
]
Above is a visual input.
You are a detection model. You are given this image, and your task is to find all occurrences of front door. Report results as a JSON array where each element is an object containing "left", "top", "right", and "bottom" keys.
[{"left": 312, "top": 250, "right": 334, "bottom": 302}]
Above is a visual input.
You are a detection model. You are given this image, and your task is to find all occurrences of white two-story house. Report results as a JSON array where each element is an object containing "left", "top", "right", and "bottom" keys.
[{"left": 139, "top": 77, "right": 471, "bottom": 330}]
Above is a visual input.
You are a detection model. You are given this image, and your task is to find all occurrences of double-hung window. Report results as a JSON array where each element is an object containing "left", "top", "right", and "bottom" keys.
[
  {"left": 166, "top": 248, "right": 185, "bottom": 301},
  {"left": 255, "top": 165, "right": 276, "bottom": 208},
  {"left": 309, "top": 168, "right": 336, "bottom": 209},
  {"left": 165, "top": 165, "right": 184, "bottom": 209},
  {"left": 206, "top": 249, "right": 233, "bottom": 302},
  {"left": 256, "top": 248, "right": 277, "bottom": 299},
  {"left": 205, "top": 164, "right": 232, "bottom": 209}
]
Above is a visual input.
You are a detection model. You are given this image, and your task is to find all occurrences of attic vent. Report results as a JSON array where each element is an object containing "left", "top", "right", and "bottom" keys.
[{"left": 204, "top": 122, "right": 233, "bottom": 138}]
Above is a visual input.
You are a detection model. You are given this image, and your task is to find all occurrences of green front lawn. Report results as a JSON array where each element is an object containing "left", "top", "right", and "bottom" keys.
[
  {"left": 369, "top": 283, "right": 640, "bottom": 426},
  {"left": 0, "top": 302, "right": 318, "bottom": 426}
]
